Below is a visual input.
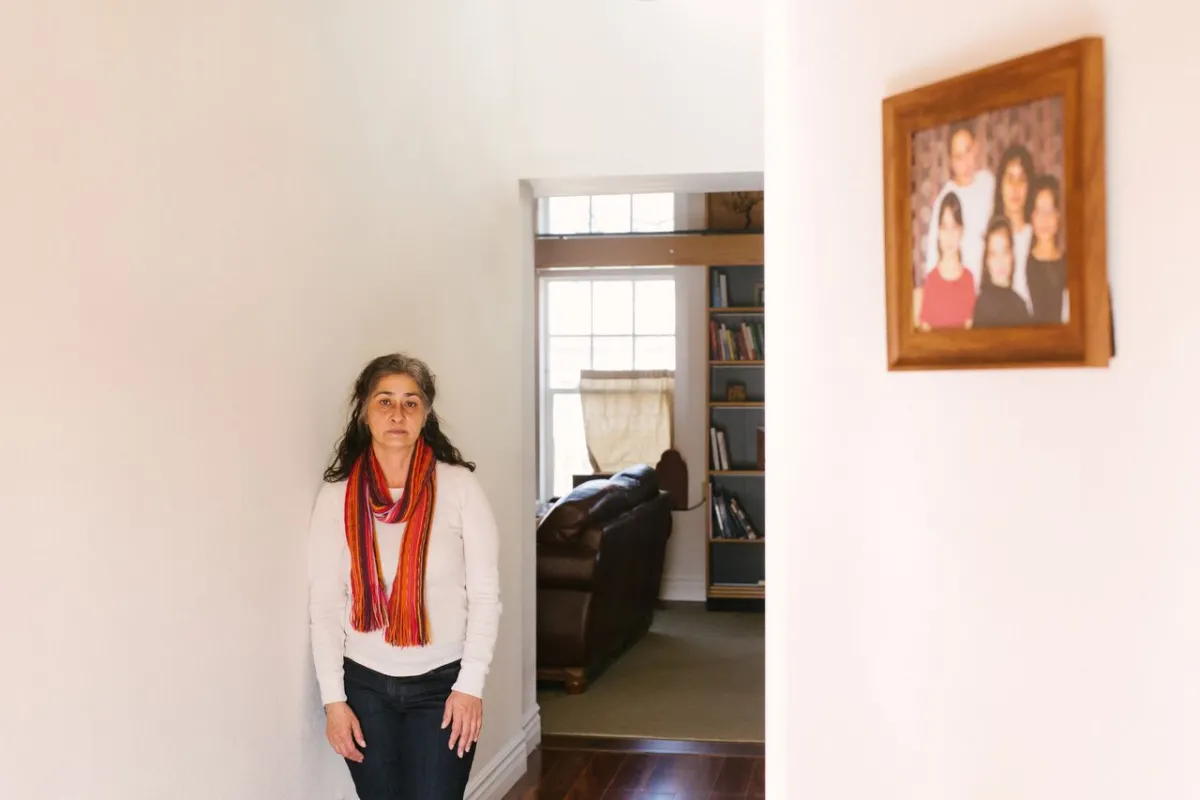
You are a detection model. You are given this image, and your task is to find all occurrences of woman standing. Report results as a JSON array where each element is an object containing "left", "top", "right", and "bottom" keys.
[
  {"left": 309, "top": 353, "right": 501, "bottom": 800},
  {"left": 992, "top": 143, "right": 1037, "bottom": 311}
]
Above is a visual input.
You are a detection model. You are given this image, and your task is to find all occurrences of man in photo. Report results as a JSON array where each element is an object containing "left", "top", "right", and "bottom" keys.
[{"left": 922, "top": 120, "right": 995, "bottom": 290}]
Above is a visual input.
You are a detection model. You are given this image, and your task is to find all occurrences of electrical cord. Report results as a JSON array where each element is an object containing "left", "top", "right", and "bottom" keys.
[{"left": 676, "top": 482, "right": 710, "bottom": 512}]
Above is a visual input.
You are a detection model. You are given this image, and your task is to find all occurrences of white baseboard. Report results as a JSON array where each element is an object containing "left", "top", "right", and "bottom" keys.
[
  {"left": 465, "top": 728, "right": 528, "bottom": 800},
  {"left": 522, "top": 705, "right": 541, "bottom": 755},
  {"left": 659, "top": 576, "right": 706, "bottom": 602}
]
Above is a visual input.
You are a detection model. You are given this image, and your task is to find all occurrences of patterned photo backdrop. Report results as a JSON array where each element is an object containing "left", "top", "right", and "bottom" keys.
[{"left": 911, "top": 96, "right": 1065, "bottom": 281}]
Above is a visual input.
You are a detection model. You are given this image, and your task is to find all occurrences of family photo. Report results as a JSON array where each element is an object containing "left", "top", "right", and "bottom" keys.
[{"left": 910, "top": 96, "right": 1067, "bottom": 331}]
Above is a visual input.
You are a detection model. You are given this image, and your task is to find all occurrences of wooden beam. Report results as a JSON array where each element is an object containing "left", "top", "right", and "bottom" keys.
[{"left": 535, "top": 233, "right": 763, "bottom": 269}]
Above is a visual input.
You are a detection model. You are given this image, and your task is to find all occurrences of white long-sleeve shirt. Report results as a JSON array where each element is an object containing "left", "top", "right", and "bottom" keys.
[
  {"left": 1011, "top": 223, "right": 1033, "bottom": 312},
  {"left": 308, "top": 462, "right": 502, "bottom": 705}
]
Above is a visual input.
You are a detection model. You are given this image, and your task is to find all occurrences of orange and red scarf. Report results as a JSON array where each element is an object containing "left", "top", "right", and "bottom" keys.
[{"left": 344, "top": 438, "right": 436, "bottom": 647}]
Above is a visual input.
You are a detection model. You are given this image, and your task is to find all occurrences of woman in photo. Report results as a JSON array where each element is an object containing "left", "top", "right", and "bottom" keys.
[
  {"left": 992, "top": 143, "right": 1036, "bottom": 311},
  {"left": 918, "top": 192, "right": 976, "bottom": 330},
  {"left": 923, "top": 120, "right": 996, "bottom": 288},
  {"left": 1026, "top": 174, "right": 1068, "bottom": 324},
  {"left": 973, "top": 217, "right": 1031, "bottom": 328},
  {"left": 309, "top": 353, "right": 502, "bottom": 800}
]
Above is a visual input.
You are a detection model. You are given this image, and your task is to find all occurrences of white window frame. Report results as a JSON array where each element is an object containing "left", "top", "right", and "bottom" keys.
[
  {"left": 538, "top": 268, "right": 677, "bottom": 500},
  {"left": 536, "top": 192, "right": 678, "bottom": 236}
]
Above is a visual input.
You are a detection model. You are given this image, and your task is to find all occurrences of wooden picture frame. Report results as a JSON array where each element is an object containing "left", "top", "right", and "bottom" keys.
[{"left": 882, "top": 37, "right": 1110, "bottom": 370}]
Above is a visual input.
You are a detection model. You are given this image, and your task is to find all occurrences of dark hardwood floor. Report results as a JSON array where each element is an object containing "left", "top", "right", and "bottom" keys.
[{"left": 501, "top": 740, "right": 765, "bottom": 800}]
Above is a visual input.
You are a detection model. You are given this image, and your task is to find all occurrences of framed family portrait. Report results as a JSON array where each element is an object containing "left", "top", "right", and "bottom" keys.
[{"left": 882, "top": 37, "right": 1111, "bottom": 370}]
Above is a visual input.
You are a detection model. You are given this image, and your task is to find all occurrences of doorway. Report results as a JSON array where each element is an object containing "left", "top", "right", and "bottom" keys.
[{"left": 529, "top": 183, "right": 766, "bottom": 748}]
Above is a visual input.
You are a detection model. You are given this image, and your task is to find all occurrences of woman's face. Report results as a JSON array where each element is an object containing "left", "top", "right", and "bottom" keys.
[
  {"left": 938, "top": 205, "right": 963, "bottom": 257},
  {"left": 1031, "top": 188, "right": 1060, "bottom": 244},
  {"left": 985, "top": 230, "right": 1014, "bottom": 287},
  {"left": 1001, "top": 159, "right": 1029, "bottom": 220},
  {"left": 949, "top": 130, "right": 977, "bottom": 186},
  {"left": 364, "top": 373, "right": 428, "bottom": 449}
]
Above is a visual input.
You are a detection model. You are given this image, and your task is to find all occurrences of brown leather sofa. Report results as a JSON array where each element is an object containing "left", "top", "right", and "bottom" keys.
[{"left": 536, "top": 464, "right": 673, "bottom": 694}]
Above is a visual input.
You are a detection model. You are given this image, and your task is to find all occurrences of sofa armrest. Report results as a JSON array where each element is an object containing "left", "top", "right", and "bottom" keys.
[
  {"left": 536, "top": 541, "right": 599, "bottom": 591},
  {"left": 592, "top": 494, "right": 672, "bottom": 566}
]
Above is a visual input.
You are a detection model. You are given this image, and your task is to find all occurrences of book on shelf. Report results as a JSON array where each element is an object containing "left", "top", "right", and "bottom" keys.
[
  {"left": 709, "top": 482, "right": 761, "bottom": 540},
  {"left": 709, "top": 319, "right": 765, "bottom": 361},
  {"left": 708, "top": 426, "right": 731, "bottom": 471},
  {"left": 711, "top": 270, "right": 729, "bottom": 307}
]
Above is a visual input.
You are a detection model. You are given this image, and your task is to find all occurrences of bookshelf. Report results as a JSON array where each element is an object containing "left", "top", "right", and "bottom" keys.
[{"left": 706, "top": 263, "right": 765, "bottom": 609}]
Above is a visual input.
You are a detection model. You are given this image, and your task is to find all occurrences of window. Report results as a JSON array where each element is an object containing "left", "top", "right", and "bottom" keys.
[
  {"left": 540, "top": 193, "right": 677, "bottom": 235},
  {"left": 540, "top": 273, "right": 677, "bottom": 499}
]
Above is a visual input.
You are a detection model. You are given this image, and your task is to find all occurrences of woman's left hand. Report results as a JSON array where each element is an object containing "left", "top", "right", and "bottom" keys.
[{"left": 442, "top": 690, "right": 483, "bottom": 757}]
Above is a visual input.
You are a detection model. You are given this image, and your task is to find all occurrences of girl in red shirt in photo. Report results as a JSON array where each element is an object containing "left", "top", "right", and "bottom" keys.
[{"left": 919, "top": 192, "right": 976, "bottom": 330}]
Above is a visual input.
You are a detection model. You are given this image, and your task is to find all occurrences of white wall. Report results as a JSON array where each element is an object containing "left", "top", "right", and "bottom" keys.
[
  {"left": 1, "top": 2, "right": 531, "bottom": 799},
  {"left": 661, "top": 196, "right": 736, "bottom": 602},
  {"left": 659, "top": 265, "right": 710, "bottom": 602},
  {"left": 517, "top": 184, "right": 542, "bottom": 755},
  {"left": 514, "top": 0, "right": 763, "bottom": 183},
  {"left": 768, "top": 1, "right": 1200, "bottom": 798}
]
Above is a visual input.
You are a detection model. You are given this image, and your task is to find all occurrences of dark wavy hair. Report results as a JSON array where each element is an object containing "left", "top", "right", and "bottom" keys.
[
  {"left": 993, "top": 143, "right": 1036, "bottom": 224},
  {"left": 323, "top": 353, "right": 475, "bottom": 482},
  {"left": 1029, "top": 173, "right": 1062, "bottom": 249},
  {"left": 980, "top": 216, "right": 1015, "bottom": 290},
  {"left": 936, "top": 191, "right": 965, "bottom": 262}
]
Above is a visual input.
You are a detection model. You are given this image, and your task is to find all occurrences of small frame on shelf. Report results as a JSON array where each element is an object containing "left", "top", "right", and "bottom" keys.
[{"left": 706, "top": 191, "right": 764, "bottom": 233}]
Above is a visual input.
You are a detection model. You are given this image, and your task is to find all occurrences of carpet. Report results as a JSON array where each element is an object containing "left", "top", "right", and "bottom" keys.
[{"left": 537, "top": 605, "right": 764, "bottom": 742}]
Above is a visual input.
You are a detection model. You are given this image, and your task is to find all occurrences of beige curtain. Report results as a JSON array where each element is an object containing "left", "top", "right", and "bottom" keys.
[{"left": 578, "top": 370, "right": 675, "bottom": 472}]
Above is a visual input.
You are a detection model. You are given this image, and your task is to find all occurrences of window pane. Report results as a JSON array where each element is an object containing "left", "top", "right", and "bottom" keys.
[
  {"left": 546, "top": 280, "right": 591, "bottom": 335},
  {"left": 548, "top": 336, "right": 591, "bottom": 389},
  {"left": 632, "top": 193, "right": 676, "bottom": 232},
  {"left": 546, "top": 196, "right": 591, "bottom": 235},
  {"left": 593, "top": 336, "right": 633, "bottom": 370},
  {"left": 590, "top": 194, "right": 632, "bottom": 234},
  {"left": 592, "top": 280, "right": 633, "bottom": 335},
  {"left": 551, "top": 392, "right": 591, "bottom": 497},
  {"left": 635, "top": 336, "right": 676, "bottom": 370},
  {"left": 634, "top": 279, "right": 676, "bottom": 335}
]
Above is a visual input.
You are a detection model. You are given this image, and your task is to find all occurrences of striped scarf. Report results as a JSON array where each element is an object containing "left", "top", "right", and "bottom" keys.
[{"left": 344, "top": 438, "right": 437, "bottom": 647}]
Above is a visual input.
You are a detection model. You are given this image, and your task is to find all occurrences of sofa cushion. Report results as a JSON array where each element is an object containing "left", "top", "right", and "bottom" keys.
[{"left": 538, "top": 464, "right": 659, "bottom": 542}]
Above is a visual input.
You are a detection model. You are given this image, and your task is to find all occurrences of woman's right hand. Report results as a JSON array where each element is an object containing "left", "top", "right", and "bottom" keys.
[{"left": 325, "top": 701, "right": 366, "bottom": 763}]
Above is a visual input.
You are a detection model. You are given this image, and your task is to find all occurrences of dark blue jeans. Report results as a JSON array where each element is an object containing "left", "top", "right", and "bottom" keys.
[{"left": 342, "top": 658, "right": 476, "bottom": 800}]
